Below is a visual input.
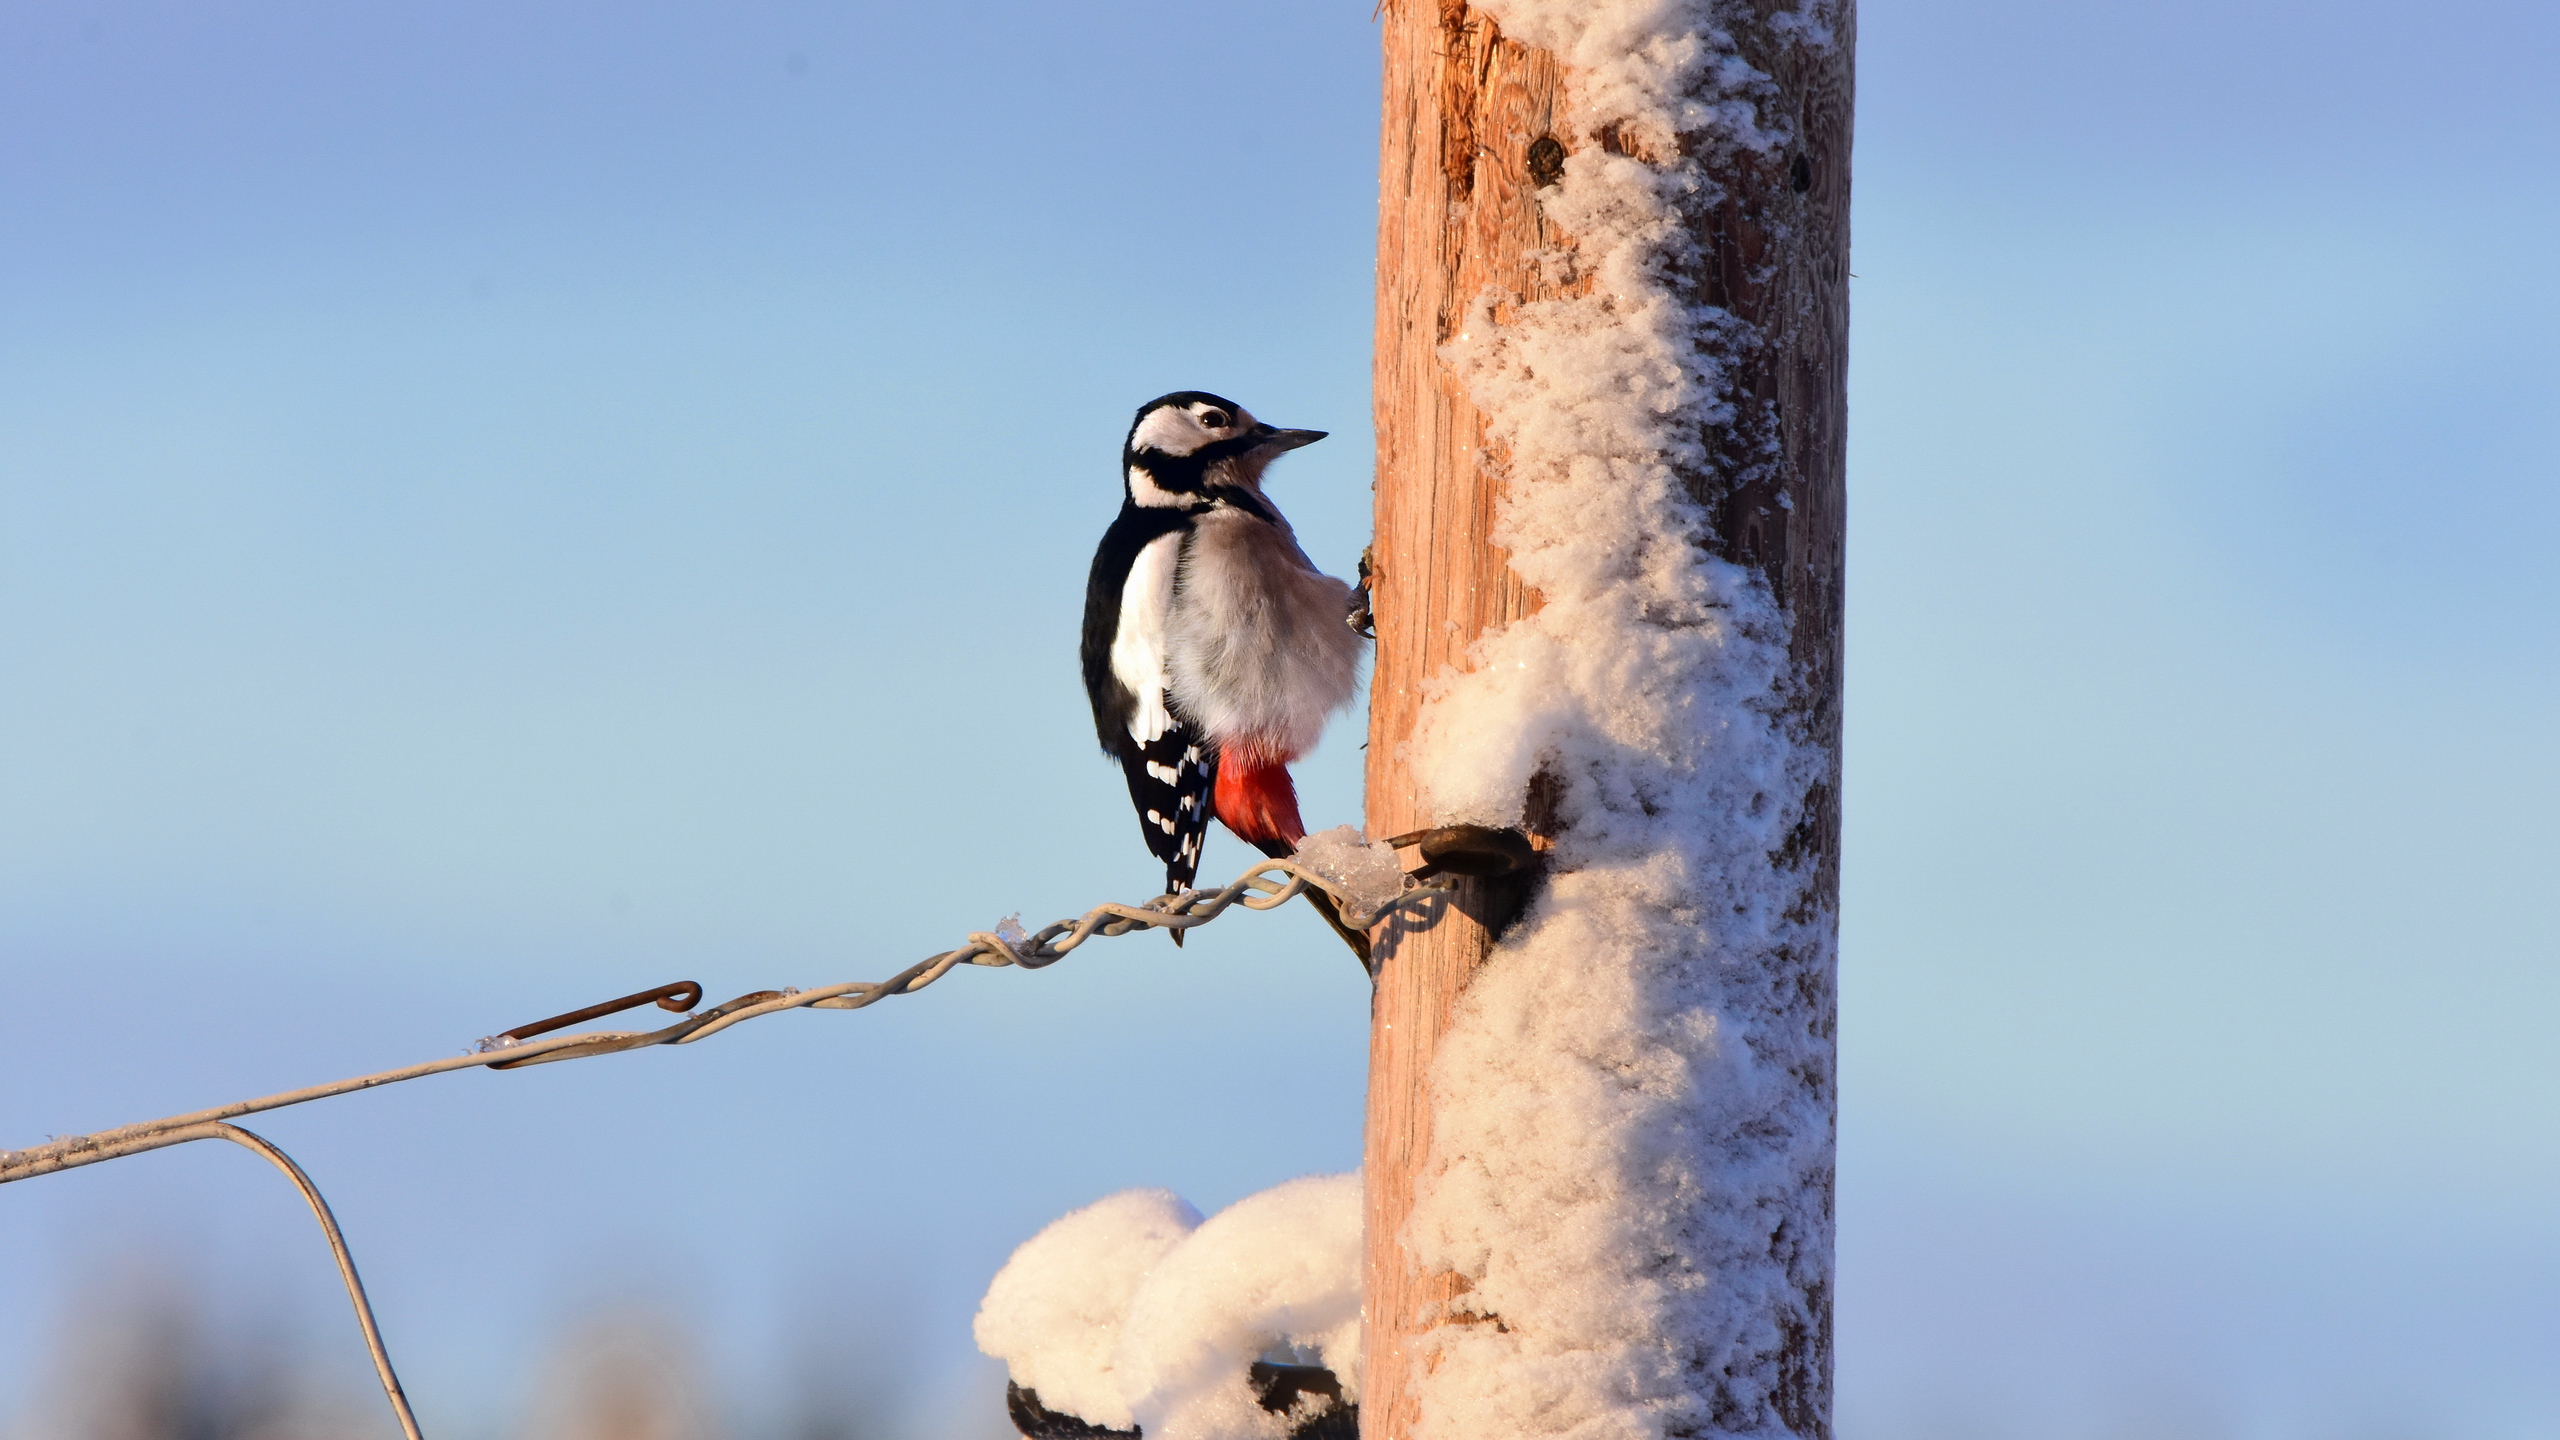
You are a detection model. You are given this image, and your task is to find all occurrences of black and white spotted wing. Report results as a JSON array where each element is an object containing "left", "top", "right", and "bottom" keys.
[
  {"left": 1081, "top": 505, "right": 1216, "bottom": 896},
  {"left": 1116, "top": 722, "right": 1218, "bottom": 894}
]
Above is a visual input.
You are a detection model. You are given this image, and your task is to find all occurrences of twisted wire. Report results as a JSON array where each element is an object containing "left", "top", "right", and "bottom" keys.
[
  {"left": 0, "top": 856, "right": 1396, "bottom": 1184},
  {"left": 0, "top": 857, "right": 1412, "bottom": 1437}
]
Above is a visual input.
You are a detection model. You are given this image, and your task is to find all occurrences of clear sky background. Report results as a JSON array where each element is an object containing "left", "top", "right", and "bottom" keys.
[{"left": 2, "top": 3, "right": 2554, "bottom": 1439}]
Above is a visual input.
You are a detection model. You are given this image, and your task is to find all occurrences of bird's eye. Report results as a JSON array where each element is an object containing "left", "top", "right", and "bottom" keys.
[{"left": 1198, "top": 410, "right": 1230, "bottom": 429}]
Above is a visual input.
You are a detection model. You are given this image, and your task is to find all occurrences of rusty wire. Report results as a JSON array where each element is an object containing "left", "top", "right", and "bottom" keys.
[{"left": 0, "top": 856, "right": 1406, "bottom": 1439}]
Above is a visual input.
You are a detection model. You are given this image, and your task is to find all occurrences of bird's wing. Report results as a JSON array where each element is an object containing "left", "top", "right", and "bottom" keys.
[
  {"left": 1107, "top": 530, "right": 1181, "bottom": 748},
  {"left": 1117, "top": 722, "right": 1217, "bottom": 895},
  {"left": 1104, "top": 531, "right": 1217, "bottom": 893},
  {"left": 1081, "top": 508, "right": 1188, "bottom": 755}
]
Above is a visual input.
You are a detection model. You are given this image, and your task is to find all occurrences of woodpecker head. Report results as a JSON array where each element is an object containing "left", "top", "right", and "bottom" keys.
[{"left": 1122, "top": 391, "right": 1325, "bottom": 510}]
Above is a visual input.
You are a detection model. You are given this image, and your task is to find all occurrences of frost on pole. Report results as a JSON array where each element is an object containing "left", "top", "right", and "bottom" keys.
[{"left": 1367, "top": 0, "right": 1850, "bottom": 1436}]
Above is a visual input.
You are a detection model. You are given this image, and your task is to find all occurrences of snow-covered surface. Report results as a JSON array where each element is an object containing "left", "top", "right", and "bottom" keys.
[
  {"left": 1393, "top": 1, "right": 1843, "bottom": 1437},
  {"left": 1117, "top": 1173, "right": 1364, "bottom": 1440},
  {"left": 1289, "top": 825, "right": 1407, "bottom": 915},
  {"left": 972, "top": 1188, "right": 1201, "bottom": 1429},
  {"left": 975, "top": 1175, "right": 1362, "bottom": 1440}
]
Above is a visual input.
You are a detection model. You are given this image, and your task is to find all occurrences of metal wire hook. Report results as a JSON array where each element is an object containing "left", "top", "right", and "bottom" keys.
[{"left": 488, "top": 980, "right": 702, "bottom": 1045}]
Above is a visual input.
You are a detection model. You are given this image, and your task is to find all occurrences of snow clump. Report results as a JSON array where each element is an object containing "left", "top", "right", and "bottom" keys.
[
  {"left": 972, "top": 1188, "right": 1201, "bottom": 1430},
  {"left": 1115, "top": 1173, "right": 1363, "bottom": 1440},
  {"left": 975, "top": 1175, "right": 1362, "bottom": 1440},
  {"left": 1288, "top": 825, "right": 1407, "bottom": 917}
]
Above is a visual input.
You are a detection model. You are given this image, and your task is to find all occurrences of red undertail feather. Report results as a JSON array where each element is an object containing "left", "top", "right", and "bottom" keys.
[{"left": 1212, "top": 741, "right": 1305, "bottom": 854}]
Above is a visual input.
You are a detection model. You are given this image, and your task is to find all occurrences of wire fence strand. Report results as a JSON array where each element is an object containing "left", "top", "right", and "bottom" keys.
[
  {"left": 0, "top": 857, "right": 1394, "bottom": 1184},
  {"left": 0, "top": 857, "right": 1411, "bottom": 1439},
  {"left": 194, "top": 1122, "right": 426, "bottom": 1440}
]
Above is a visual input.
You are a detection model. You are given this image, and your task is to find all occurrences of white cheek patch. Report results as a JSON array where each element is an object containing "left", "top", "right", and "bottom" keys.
[
  {"left": 1130, "top": 403, "right": 1259, "bottom": 460},
  {"left": 1110, "top": 531, "right": 1184, "bottom": 744},
  {"left": 1131, "top": 407, "right": 1207, "bottom": 457}
]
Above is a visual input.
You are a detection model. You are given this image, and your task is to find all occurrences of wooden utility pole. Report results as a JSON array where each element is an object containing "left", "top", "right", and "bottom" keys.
[
  {"left": 1357, "top": 11, "right": 1563, "bottom": 1439},
  {"left": 1359, "top": 0, "right": 1851, "bottom": 1435}
]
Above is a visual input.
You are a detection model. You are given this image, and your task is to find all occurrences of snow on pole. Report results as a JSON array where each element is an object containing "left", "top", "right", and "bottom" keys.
[{"left": 1362, "top": 0, "right": 1850, "bottom": 1436}]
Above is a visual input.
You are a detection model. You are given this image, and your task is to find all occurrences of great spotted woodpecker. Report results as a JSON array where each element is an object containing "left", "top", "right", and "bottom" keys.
[{"left": 1080, "top": 392, "right": 1366, "bottom": 906}]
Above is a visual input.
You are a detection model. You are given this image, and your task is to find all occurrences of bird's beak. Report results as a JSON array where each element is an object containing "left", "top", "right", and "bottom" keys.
[{"left": 1252, "top": 426, "right": 1328, "bottom": 455}]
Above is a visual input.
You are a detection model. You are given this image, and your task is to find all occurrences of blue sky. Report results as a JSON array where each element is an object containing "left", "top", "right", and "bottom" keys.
[{"left": 3, "top": 2, "right": 2555, "bottom": 1437}]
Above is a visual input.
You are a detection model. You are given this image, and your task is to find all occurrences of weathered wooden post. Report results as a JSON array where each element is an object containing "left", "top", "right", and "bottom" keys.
[{"left": 1360, "top": 0, "right": 1851, "bottom": 1434}]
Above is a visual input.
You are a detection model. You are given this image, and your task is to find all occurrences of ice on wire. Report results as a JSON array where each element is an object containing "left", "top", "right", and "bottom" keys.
[{"left": 1288, "top": 825, "right": 1406, "bottom": 916}]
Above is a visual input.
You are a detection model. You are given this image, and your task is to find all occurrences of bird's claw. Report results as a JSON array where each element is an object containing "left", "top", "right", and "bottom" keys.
[{"left": 1347, "top": 545, "right": 1376, "bottom": 639}]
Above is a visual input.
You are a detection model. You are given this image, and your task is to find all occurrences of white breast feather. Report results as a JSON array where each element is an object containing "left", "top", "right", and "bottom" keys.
[
  {"left": 1110, "top": 532, "right": 1183, "bottom": 744},
  {"left": 1165, "top": 509, "right": 1363, "bottom": 759}
]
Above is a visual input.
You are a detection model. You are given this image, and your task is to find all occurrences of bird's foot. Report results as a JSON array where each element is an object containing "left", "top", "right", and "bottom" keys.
[{"left": 1346, "top": 545, "right": 1376, "bottom": 639}]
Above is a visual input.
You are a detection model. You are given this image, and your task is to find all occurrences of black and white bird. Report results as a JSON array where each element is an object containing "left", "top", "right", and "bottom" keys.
[{"left": 1080, "top": 392, "right": 1366, "bottom": 907}]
